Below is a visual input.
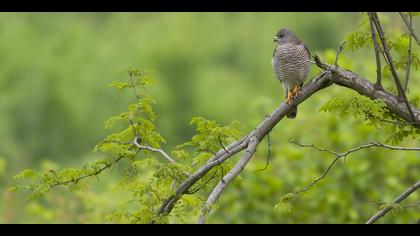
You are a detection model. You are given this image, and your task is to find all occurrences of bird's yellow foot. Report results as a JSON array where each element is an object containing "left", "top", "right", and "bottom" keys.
[
  {"left": 287, "top": 85, "right": 301, "bottom": 103},
  {"left": 286, "top": 90, "right": 293, "bottom": 105},
  {"left": 292, "top": 84, "right": 301, "bottom": 95}
]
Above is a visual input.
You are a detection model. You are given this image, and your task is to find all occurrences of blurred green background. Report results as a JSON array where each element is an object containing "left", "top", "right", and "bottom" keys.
[{"left": 0, "top": 12, "right": 419, "bottom": 223}]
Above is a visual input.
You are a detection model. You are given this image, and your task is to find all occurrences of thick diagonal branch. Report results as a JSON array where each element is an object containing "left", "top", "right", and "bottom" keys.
[
  {"left": 315, "top": 56, "right": 420, "bottom": 127},
  {"left": 157, "top": 72, "right": 333, "bottom": 216},
  {"left": 366, "top": 180, "right": 420, "bottom": 224},
  {"left": 198, "top": 137, "right": 260, "bottom": 224}
]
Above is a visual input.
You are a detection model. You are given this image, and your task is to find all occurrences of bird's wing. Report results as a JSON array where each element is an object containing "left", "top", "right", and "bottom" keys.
[
  {"left": 272, "top": 47, "right": 283, "bottom": 83},
  {"left": 303, "top": 44, "right": 310, "bottom": 58}
]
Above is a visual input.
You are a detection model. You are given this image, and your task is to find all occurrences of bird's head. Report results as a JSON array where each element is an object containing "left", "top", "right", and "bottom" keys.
[{"left": 273, "top": 28, "right": 301, "bottom": 45}]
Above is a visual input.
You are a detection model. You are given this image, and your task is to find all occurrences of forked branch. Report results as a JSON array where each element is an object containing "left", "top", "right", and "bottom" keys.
[{"left": 289, "top": 141, "right": 420, "bottom": 195}]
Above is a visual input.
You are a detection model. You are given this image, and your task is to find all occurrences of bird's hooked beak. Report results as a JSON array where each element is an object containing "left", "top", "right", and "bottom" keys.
[{"left": 273, "top": 36, "right": 279, "bottom": 43}]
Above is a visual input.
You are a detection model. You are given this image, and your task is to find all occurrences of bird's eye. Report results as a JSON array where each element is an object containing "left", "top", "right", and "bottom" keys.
[{"left": 279, "top": 34, "right": 284, "bottom": 38}]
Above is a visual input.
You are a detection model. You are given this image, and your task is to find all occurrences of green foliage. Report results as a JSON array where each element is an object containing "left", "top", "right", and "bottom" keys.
[
  {"left": 345, "top": 12, "right": 419, "bottom": 90},
  {"left": 346, "top": 15, "right": 371, "bottom": 51},
  {"left": 378, "top": 202, "right": 403, "bottom": 215},
  {"left": 14, "top": 169, "right": 37, "bottom": 180},
  {"left": 320, "top": 95, "right": 420, "bottom": 144},
  {"left": 12, "top": 68, "right": 244, "bottom": 223},
  {"left": 3, "top": 13, "right": 419, "bottom": 224},
  {"left": 175, "top": 117, "right": 242, "bottom": 155},
  {"left": 274, "top": 193, "right": 296, "bottom": 215}
]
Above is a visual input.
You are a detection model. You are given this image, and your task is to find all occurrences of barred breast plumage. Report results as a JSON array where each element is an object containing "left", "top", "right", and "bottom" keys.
[{"left": 272, "top": 43, "right": 310, "bottom": 91}]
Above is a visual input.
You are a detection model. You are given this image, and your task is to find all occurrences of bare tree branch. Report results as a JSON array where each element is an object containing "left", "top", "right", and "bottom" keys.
[
  {"left": 291, "top": 140, "right": 420, "bottom": 157},
  {"left": 128, "top": 70, "right": 139, "bottom": 99},
  {"left": 363, "top": 111, "right": 416, "bottom": 126},
  {"left": 366, "top": 180, "right": 420, "bottom": 224},
  {"left": 255, "top": 133, "right": 271, "bottom": 172},
  {"left": 371, "top": 13, "right": 404, "bottom": 97},
  {"left": 314, "top": 55, "right": 420, "bottom": 127},
  {"left": 289, "top": 140, "right": 420, "bottom": 195},
  {"left": 370, "top": 12, "right": 417, "bottom": 123},
  {"left": 51, "top": 136, "right": 180, "bottom": 188},
  {"left": 133, "top": 136, "right": 176, "bottom": 163},
  {"left": 404, "top": 13, "right": 413, "bottom": 92},
  {"left": 399, "top": 12, "right": 420, "bottom": 46},
  {"left": 367, "top": 12, "right": 383, "bottom": 90},
  {"left": 51, "top": 154, "right": 127, "bottom": 187},
  {"left": 334, "top": 41, "right": 346, "bottom": 66},
  {"left": 198, "top": 137, "right": 259, "bottom": 224}
]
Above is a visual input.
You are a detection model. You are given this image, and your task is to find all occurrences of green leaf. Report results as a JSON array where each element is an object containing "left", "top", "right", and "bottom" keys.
[
  {"left": 14, "top": 169, "right": 37, "bottom": 179},
  {"left": 109, "top": 81, "right": 131, "bottom": 93},
  {"left": 274, "top": 202, "right": 293, "bottom": 215}
]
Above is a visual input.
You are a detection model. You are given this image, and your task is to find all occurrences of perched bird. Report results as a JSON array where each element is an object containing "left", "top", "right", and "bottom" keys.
[{"left": 272, "top": 28, "right": 311, "bottom": 119}]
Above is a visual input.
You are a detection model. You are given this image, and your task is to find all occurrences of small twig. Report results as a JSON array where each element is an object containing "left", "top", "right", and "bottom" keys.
[
  {"left": 334, "top": 41, "right": 346, "bottom": 66},
  {"left": 289, "top": 140, "right": 420, "bottom": 195},
  {"left": 133, "top": 136, "right": 176, "bottom": 163},
  {"left": 255, "top": 133, "right": 271, "bottom": 172},
  {"left": 403, "top": 202, "right": 420, "bottom": 209},
  {"left": 294, "top": 156, "right": 342, "bottom": 195},
  {"left": 102, "top": 140, "right": 133, "bottom": 145},
  {"left": 128, "top": 119, "right": 139, "bottom": 137},
  {"left": 404, "top": 13, "right": 413, "bottom": 92},
  {"left": 366, "top": 180, "right": 420, "bottom": 224},
  {"left": 289, "top": 140, "right": 339, "bottom": 156},
  {"left": 128, "top": 71, "right": 139, "bottom": 99},
  {"left": 367, "top": 13, "right": 383, "bottom": 90},
  {"left": 369, "top": 200, "right": 420, "bottom": 209},
  {"left": 219, "top": 165, "right": 225, "bottom": 183},
  {"left": 187, "top": 169, "right": 219, "bottom": 194},
  {"left": 371, "top": 13, "right": 403, "bottom": 97},
  {"left": 170, "top": 180, "right": 177, "bottom": 191},
  {"left": 367, "top": 13, "right": 389, "bottom": 65},
  {"left": 369, "top": 141, "right": 420, "bottom": 151},
  {"left": 399, "top": 12, "right": 420, "bottom": 46},
  {"left": 53, "top": 135, "right": 185, "bottom": 188},
  {"left": 364, "top": 111, "right": 415, "bottom": 126},
  {"left": 132, "top": 136, "right": 192, "bottom": 179},
  {"left": 292, "top": 140, "right": 420, "bottom": 156},
  {"left": 218, "top": 135, "right": 229, "bottom": 154},
  {"left": 51, "top": 153, "right": 129, "bottom": 187}
]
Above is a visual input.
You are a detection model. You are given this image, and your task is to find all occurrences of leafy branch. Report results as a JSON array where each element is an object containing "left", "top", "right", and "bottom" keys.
[
  {"left": 370, "top": 13, "right": 416, "bottom": 123},
  {"left": 398, "top": 12, "right": 420, "bottom": 46},
  {"left": 366, "top": 180, "right": 420, "bottom": 224}
]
